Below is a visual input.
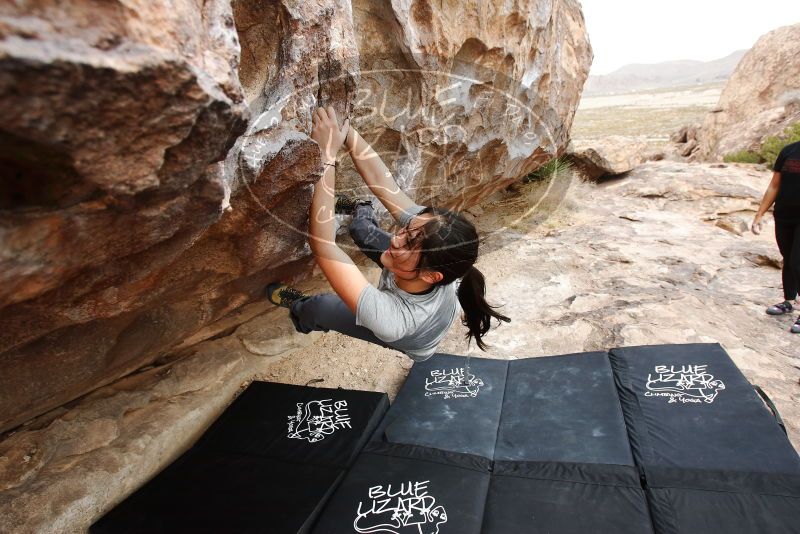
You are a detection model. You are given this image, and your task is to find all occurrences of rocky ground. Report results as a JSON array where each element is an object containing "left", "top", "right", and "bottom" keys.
[{"left": 2, "top": 161, "right": 798, "bottom": 532}]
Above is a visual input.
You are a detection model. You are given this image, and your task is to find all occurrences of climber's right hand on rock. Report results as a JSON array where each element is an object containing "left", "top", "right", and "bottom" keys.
[
  {"left": 311, "top": 106, "right": 349, "bottom": 163},
  {"left": 751, "top": 215, "right": 763, "bottom": 235}
]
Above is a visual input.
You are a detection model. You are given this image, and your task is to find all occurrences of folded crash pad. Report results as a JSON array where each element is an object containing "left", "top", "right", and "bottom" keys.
[
  {"left": 312, "top": 442, "right": 491, "bottom": 534},
  {"left": 373, "top": 354, "right": 509, "bottom": 459},
  {"left": 611, "top": 344, "right": 800, "bottom": 532},
  {"left": 379, "top": 352, "right": 635, "bottom": 466},
  {"left": 482, "top": 461, "right": 655, "bottom": 534},
  {"left": 645, "top": 468, "right": 800, "bottom": 534},
  {"left": 610, "top": 343, "right": 800, "bottom": 474},
  {"left": 92, "top": 448, "right": 344, "bottom": 534},
  {"left": 197, "top": 381, "right": 389, "bottom": 469},
  {"left": 92, "top": 382, "right": 389, "bottom": 533},
  {"left": 495, "top": 351, "right": 634, "bottom": 465},
  {"left": 315, "top": 447, "right": 655, "bottom": 534}
]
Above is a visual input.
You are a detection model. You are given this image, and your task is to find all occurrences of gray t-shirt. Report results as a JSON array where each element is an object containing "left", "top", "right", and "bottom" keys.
[{"left": 355, "top": 204, "right": 461, "bottom": 361}]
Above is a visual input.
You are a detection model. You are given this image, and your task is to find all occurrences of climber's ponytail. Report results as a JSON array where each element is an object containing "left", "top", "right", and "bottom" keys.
[
  {"left": 413, "top": 207, "right": 511, "bottom": 351},
  {"left": 457, "top": 265, "right": 510, "bottom": 350}
]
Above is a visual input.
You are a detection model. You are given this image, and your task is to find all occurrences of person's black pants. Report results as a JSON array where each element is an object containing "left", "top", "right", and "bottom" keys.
[{"left": 775, "top": 218, "right": 800, "bottom": 301}]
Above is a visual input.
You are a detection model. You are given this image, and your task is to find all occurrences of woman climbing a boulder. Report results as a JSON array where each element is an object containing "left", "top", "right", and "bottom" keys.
[
  {"left": 752, "top": 140, "right": 800, "bottom": 333},
  {"left": 266, "top": 106, "right": 510, "bottom": 360}
]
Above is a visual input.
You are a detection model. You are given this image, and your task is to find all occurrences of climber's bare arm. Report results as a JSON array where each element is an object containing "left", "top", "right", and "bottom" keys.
[
  {"left": 309, "top": 107, "right": 370, "bottom": 313},
  {"left": 752, "top": 171, "right": 781, "bottom": 234},
  {"left": 756, "top": 171, "right": 781, "bottom": 216},
  {"left": 311, "top": 239, "right": 370, "bottom": 314},
  {"left": 308, "top": 165, "right": 369, "bottom": 313},
  {"left": 345, "top": 127, "right": 417, "bottom": 223}
]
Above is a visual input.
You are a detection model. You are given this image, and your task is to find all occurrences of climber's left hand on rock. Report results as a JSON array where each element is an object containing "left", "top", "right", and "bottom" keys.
[{"left": 311, "top": 106, "right": 350, "bottom": 164}]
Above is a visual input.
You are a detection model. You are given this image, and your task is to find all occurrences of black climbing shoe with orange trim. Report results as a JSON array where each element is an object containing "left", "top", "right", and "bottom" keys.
[{"left": 266, "top": 283, "right": 309, "bottom": 309}]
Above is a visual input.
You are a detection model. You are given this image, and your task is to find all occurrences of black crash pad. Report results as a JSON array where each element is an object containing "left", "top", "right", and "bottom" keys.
[
  {"left": 312, "top": 442, "right": 491, "bottom": 534},
  {"left": 373, "top": 354, "right": 509, "bottom": 459},
  {"left": 483, "top": 461, "right": 655, "bottom": 534},
  {"left": 610, "top": 343, "right": 800, "bottom": 474},
  {"left": 645, "top": 468, "right": 800, "bottom": 534},
  {"left": 197, "top": 381, "right": 389, "bottom": 469},
  {"left": 92, "top": 448, "right": 344, "bottom": 534},
  {"left": 495, "top": 351, "right": 634, "bottom": 465},
  {"left": 379, "top": 352, "right": 635, "bottom": 465},
  {"left": 315, "top": 447, "right": 655, "bottom": 534},
  {"left": 92, "top": 382, "right": 389, "bottom": 533}
]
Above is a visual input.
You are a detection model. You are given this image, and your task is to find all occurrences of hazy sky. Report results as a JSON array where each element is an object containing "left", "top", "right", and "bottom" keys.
[{"left": 580, "top": 0, "right": 800, "bottom": 75}]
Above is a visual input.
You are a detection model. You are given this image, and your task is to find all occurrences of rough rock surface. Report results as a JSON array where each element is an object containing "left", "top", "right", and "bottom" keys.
[
  {"left": 567, "top": 135, "right": 649, "bottom": 179},
  {"left": 2, "top": 161, "right": 798, "bottom": 532},
  {"left": 0, "top": 0, "right": 592, "bottom": 433},
  {"left": 696, "top": 24, "right": 800, "bottom": 160},
  {"left": 670, "top": 123, "right": 702, "bottom": 159}
]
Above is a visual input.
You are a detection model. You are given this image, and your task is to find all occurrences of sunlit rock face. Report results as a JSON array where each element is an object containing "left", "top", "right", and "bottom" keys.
[
  {"left": 697, "top": 23, "right": 800, "bottom": 161},
  {"left": 0, "top": 0, "right": 591, "bottom": 433},
  {"left": 340, "top": 0, "right": 592, "bottom": 208}
]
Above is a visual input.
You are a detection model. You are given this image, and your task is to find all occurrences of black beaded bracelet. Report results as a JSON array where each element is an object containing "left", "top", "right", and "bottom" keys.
[{"left": 323, "top": 161, "right": 337, "bottom": 168}]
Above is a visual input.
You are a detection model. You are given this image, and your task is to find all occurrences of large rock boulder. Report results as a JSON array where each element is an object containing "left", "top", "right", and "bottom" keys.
[
  {"left": 670, "top": 123, "right": 702, "bottom": 159},
  {"left": 0, "top": 0, "right": 592, "bottom": 433},
  {"left": 697, "top": 24, "right": 800, "bottom": 161},
  {"left": 567, "top": 136, "right": 649, "bottom": 179}
]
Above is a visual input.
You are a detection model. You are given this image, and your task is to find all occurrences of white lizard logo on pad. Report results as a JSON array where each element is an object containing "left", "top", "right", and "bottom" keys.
[
  {"left": 645, "top": 364, "right": 725, "bottom": 404},
  {"left": 286, "top": 399, "right": 351, "bottom": 442},
  {"left": 354, "top": 480, "right": 448, "bottom": 534},
  {"left": 424, "top": 368, "right": 483, "bottom": 399}
]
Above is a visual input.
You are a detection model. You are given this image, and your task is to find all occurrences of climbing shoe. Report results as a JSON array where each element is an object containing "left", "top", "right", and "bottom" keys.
[
  {"left": 335, "top": 194, "right": 372, "bottom": 215},
  {"left": 766, "top": 301, "right": 794, "bottom": 315},
  {"left": 334, "top": 194, "right": 359, "bottom": 214},
  {"left": 266, "top": 283, "right": 309, "bottom": 309},
  {"left": 792, "top": 316, "right": 800, "bottom": 334}
]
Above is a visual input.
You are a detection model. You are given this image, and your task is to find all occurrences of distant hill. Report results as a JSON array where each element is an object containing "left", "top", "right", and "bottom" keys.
[{"left": 584, "top": 50, "right": 747, "bottom": 95}]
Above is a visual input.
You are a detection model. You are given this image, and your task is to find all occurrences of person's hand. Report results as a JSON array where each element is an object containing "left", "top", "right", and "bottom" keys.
[
  {"left": 751, "top": 214, "right": 764, "bottom": 235},
  {"left": 311, "top": 106, "right": 349, "bottom": 163}
]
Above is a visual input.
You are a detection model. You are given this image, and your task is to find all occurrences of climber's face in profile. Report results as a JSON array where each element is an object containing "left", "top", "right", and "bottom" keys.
[{"left": 381, "top": 214, "right": 431, "bottom": 280}]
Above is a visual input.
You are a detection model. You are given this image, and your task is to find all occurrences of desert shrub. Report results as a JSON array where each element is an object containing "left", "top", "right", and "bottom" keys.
[
  {"left": 524, "top": 158, "right": 573, "bottom": 183},
  {"left": 721, "top": 122, "right": 800, "bottom": 165},
  {"left": 759, "top": 122, "right": 800, "bottom": 165},
  {"left": 722, "top": 150, "right": 761, "bottom": 163}
]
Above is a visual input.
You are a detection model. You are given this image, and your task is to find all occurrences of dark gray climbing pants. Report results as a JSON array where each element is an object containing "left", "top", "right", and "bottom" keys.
[{"left": 288, "top": 202, "right": 398, "bottom": 351}]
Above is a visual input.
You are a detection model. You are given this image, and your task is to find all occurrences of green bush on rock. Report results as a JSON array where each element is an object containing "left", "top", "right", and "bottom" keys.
[
  {"left": 760, "top": 122, "right": 800, "bottom": 165},
  {"left": 722, "top": 122, "right": 800, "bottom": 164},
  {"left": 723, "top": 150, "right": 762, "bottom": 163}
]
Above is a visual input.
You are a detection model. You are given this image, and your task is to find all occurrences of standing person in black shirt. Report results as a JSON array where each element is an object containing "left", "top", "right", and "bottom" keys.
[{"left": 752, "top": 140, "right": 800, "bottom": 333}]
